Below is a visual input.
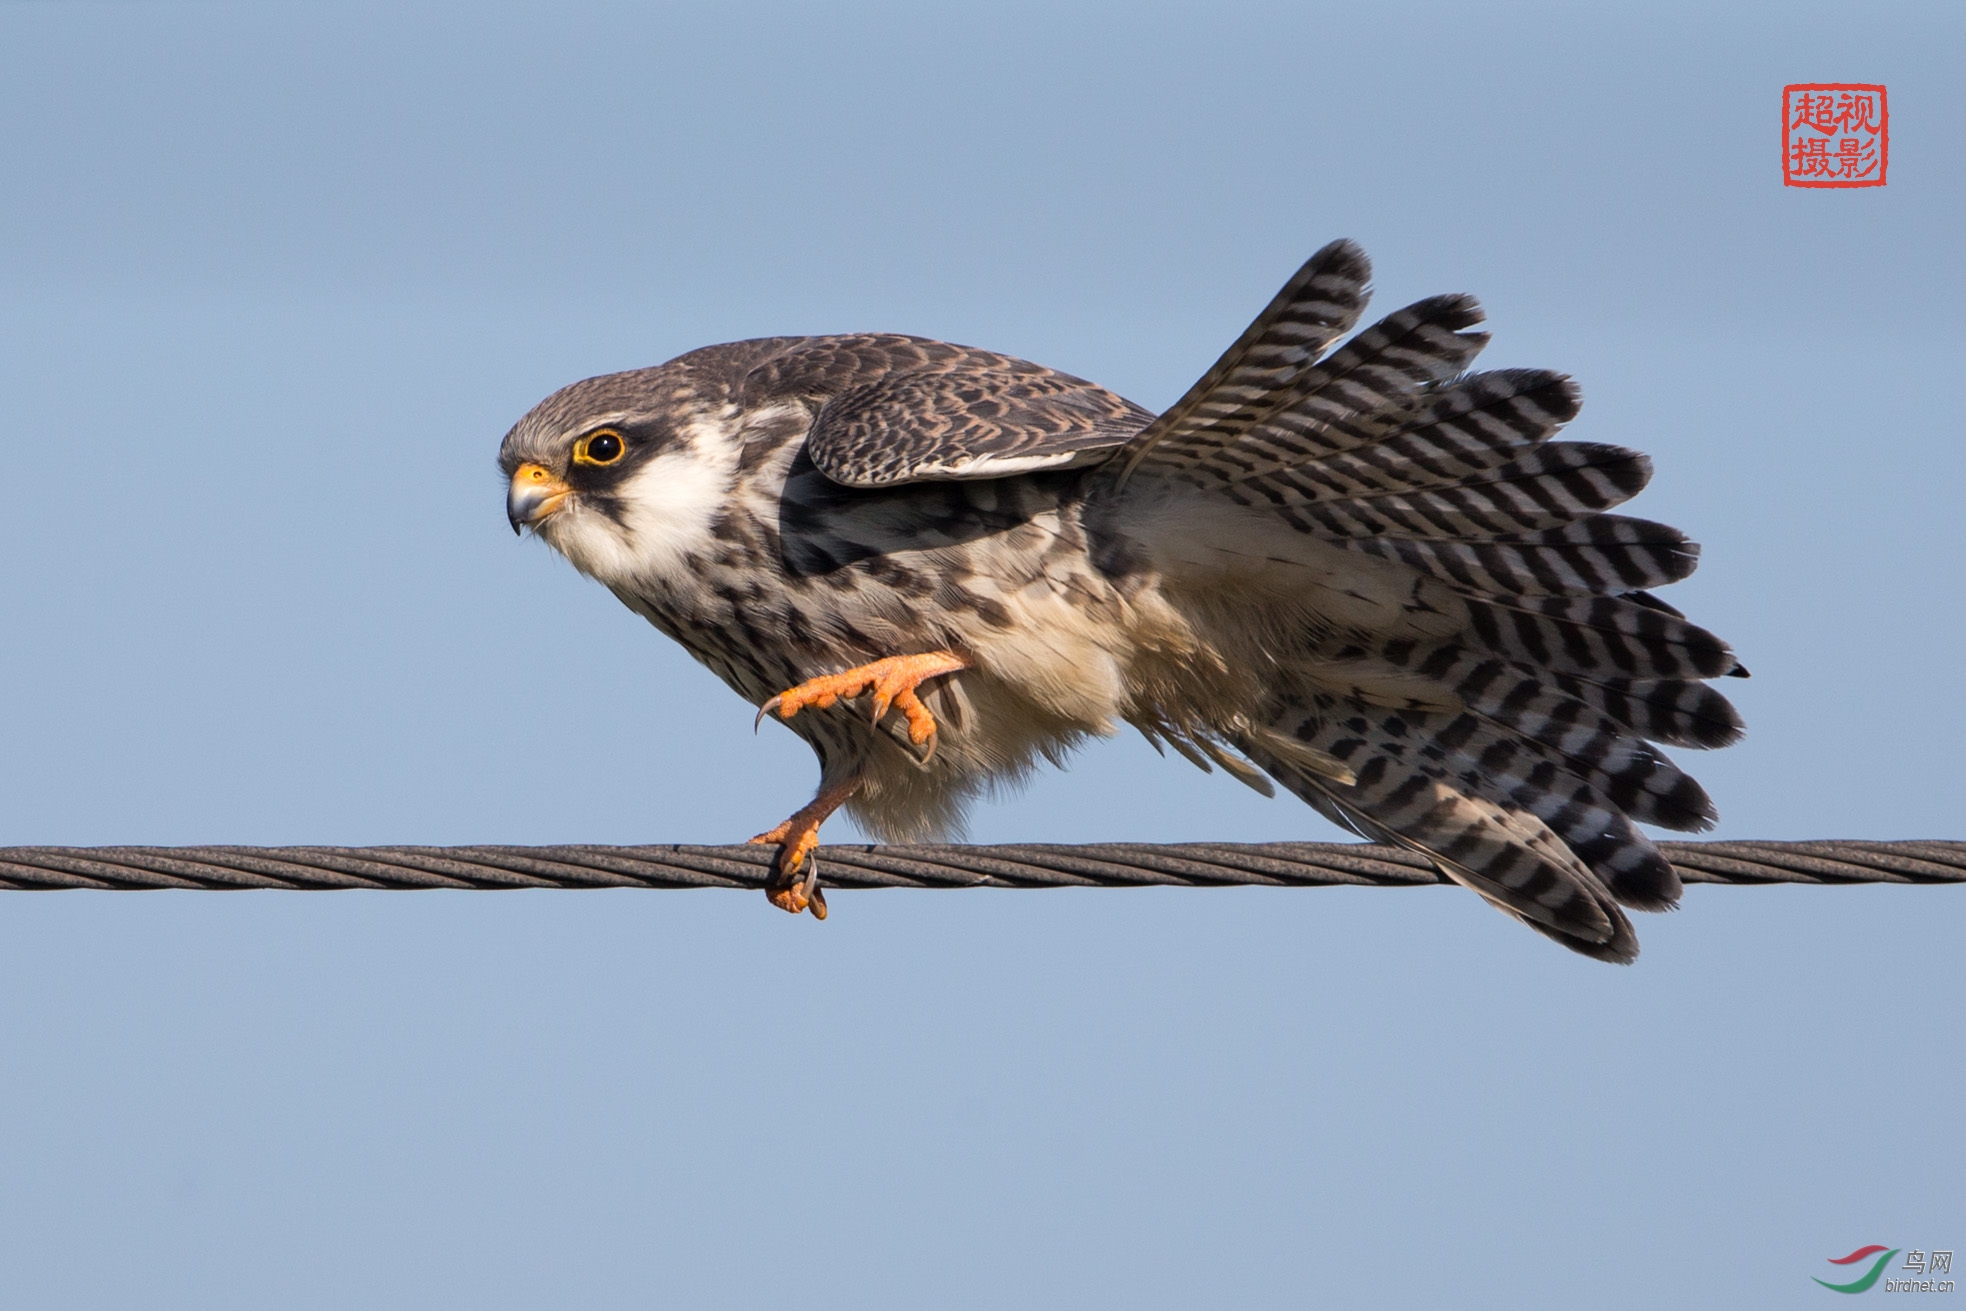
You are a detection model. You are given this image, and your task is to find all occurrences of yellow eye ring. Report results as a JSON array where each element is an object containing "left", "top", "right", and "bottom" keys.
[{"left": 573, "top": 428, "right": 627, "bottom": 467}]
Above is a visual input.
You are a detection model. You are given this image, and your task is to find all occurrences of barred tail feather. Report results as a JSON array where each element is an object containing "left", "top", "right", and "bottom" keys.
[
  {"left": 1340, "top": 519, "right": 1700, "bottom": 597},
  {"left": 1544, "top": 672, "right": 1745, "bottom": 750},
  {"left": 1129, "top": 294, "right": 1490, "bottom": 485},
  {"left": 1434, "top": 660, "right": 1719, "bottom": 830},
  {"left": 1239, "top": 716, "right": 1640, "bottom": 963},
  {"left": 1461, "top": 593, "right": 1736, "bottom": 681},
  {"left": 1118, "top": 239, "right": 1373, "bottom": 480},
  {"left": 1220, "top": 368, "right": 1581, "bottom": 501}
]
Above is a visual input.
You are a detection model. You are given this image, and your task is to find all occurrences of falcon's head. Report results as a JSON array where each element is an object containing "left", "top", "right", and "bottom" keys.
[{"left": 499, "top": 365, "right": 740, "bottom": 587}]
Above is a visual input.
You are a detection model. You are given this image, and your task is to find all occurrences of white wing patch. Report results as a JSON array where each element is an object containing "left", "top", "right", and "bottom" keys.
[{"left": 901, "top": 448, "right": 1097, "bottom": 480}]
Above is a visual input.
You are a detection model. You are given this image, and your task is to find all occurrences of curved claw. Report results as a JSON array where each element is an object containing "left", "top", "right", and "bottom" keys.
[
  {"left": 766, "top": 876, "right": 826, "bottom": 919},
  {"left": 891, "top": 689, "right": 940, "bottom": 748}
]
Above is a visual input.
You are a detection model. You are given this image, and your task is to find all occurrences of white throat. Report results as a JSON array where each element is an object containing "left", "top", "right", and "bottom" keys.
[{"left": 540, "top": 425, "right": 737, "bottom": 588}]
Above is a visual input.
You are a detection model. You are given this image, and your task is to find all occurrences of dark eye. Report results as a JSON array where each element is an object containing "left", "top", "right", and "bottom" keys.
[{"left": 574, "top": 428, "right": 626, "bottom": 467}]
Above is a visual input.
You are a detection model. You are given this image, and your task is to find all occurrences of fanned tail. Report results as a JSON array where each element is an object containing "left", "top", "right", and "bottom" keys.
[{"left": 1113, "top": 241, "right": 1744, "bottom": 962}]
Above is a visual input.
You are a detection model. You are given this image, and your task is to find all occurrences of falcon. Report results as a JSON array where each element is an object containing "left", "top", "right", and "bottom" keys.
[{"left": 500, "top": 240, "right": 1745, "bottom": 962}]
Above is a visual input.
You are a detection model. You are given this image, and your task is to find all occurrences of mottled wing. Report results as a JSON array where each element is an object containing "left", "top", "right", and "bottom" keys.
[
  {"left": 810, "top": 366, "right": 1151, "bottom": 486},
  {"left": 746, "top": 334, "right": 1151, "bottom": 489}
]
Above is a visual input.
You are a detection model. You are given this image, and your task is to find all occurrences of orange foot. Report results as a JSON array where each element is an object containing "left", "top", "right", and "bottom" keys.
[
  {"left": 756, "top": 651, "right": 968, "bottom": 757},
  {"left": 747, "top": 777, "right": 863, "bottom": 920}
]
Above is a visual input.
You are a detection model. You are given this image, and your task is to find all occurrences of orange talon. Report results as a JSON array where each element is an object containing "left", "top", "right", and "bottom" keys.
[
  {"left": 746, "top": 777, "right": 864, "bottom": 920},
  {"left": 751, "top": 822, "right": 825, "bottom": 915},
  {"left": 757, "top": 651, "right": 968, "bottom": 753}
]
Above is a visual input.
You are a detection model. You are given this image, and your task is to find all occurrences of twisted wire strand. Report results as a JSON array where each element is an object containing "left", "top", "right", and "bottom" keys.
[{"left": 0, "top": 841, "right": 1959, "bottom": 893}]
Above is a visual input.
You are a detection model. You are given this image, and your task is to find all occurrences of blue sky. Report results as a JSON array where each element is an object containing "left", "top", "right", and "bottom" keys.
[{"left": 0, "top": 3, "right": 1960, "bottom": 1307}]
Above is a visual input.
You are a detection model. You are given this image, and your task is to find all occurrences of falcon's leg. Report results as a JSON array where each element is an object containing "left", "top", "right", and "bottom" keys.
[
  {"left": 743, "top": 652, "right": 967, "bottom": 919},
  {"left": 748, "top": 777, "right": 863, "bottom": 920},
  {"left": 756, "top": 651, "right": 968, "bottom": 756},
  {"left": 749, "top": 652, "right": 968, "bottom": 918}
]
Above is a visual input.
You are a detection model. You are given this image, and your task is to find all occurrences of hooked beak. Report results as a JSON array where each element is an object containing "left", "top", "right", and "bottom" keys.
[{"left": 507, "top": 462, "right": 572, "bottom": 534}]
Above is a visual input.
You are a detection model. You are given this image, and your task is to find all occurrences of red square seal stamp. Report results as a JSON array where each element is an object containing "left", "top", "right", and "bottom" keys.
[{"left": 1783, "top": 84, "right": 1888, "bottom": 187}]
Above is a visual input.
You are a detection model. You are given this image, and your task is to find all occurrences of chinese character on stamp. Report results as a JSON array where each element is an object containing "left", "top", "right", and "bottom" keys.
[{"left": 1783, "top": 84, "right": 1888, "bottom": 187}]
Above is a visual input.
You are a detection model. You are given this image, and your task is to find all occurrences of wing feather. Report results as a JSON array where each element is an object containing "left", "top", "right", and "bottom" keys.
[{"left": 742, "top": 333, "right": 1149, "bottom": 488}]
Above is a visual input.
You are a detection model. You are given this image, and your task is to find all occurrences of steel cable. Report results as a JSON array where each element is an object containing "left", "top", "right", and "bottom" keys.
[{"left": 0, "top": 840, "right": 1959, "bottom": 892}]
